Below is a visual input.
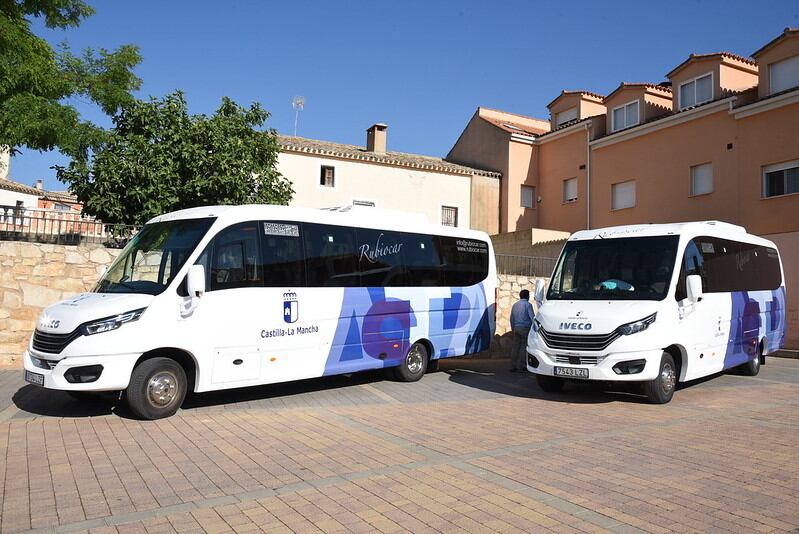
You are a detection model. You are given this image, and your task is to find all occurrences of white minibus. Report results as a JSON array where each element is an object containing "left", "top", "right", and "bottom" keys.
[
  {"left": 23, "top": 205, "right": 496, "bottom": 419},
  {"left": 527, "top": 221, "right": 786, "bottom": 403}
]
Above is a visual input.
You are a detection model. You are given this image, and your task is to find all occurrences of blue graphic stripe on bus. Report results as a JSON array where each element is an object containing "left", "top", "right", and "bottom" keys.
[
  {"left": 323, "top": 284, "right": 490, "bottom": 375},
  {"left": 722, "top": 288, "right": 785, "bottom": 370}
]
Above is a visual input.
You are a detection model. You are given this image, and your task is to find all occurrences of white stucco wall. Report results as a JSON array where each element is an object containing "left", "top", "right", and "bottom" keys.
[
  {"left": 0, "top": 188, "right": 39, "bottom": 208},
  {"left": 277, "top": 152, "right": 472, "bottom": 228},
  {"left": 0, "top": 148, "right": 9, "bottom": 180}
]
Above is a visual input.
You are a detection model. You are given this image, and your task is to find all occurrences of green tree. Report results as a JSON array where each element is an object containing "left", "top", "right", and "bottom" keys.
[
  {"left": 57, "top": 92, "right": 294, "bottom": 225},
  {"left": 0, "top": 0, "right": 142, "bottom": 160}
]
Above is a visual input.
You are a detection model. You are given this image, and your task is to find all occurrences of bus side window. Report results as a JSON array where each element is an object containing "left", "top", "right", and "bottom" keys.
[
  {"left": 303, "top": 223, "right": 359, "bottom": 287},
  {"left": 208, "top": 222, "right": 263, "bottom": 291},
  {"left": 675, "top": 239, "right": 704, "bottom": 300},
  {"left": 356, "top": 228, "right": 408, "bottom": 287},
  {"left": 402, "top": 233, "right": 442, "bottom": 287},
  {"left": 437, "top": 236, "right": 489, "bottom": 287},
  {"left": 261, "top": 222, "right": 306, "bottom": 287}
]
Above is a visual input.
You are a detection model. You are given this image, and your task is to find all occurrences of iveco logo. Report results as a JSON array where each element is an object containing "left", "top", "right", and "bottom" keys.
[
  {"left": 40, "top": 319, "right": 60, "bottom": 329},
  {"left": 559, "top": 322, "right": 592, "bottom": 331}
]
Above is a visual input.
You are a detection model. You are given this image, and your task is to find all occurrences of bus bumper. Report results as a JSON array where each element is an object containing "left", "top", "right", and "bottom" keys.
[
  {"left": 23, "top": 350, "right": 140, "bottom": 391},
  {"left": 525, "top": 348, "right": 664, "bottom": 382}
]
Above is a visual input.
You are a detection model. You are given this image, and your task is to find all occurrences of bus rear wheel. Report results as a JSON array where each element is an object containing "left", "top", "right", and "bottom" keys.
[
  {"left": 740, "top": 346, "right": 762, "bottom": 376},
  {"left": 644, "top": 352, "right": 676, "bottom": 404},
  {"left": 126, "top": 357, "right": 187, "bottom": 420},
  {"left": 395, "top": 342, "right": 428, "bottom": 382}
]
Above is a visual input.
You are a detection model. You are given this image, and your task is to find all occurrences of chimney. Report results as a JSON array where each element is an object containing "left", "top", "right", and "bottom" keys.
[
  {"left": 366, "top": 123, "right": 387, "bottom": 154},
  {"left": 35, "top": 179, "right": 43, "bottom": 190}
]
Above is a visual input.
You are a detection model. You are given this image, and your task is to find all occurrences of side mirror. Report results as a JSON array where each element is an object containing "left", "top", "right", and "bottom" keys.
[
  {"left": 686, "top": 274, "right": 703, "bottom": 303},
  {"left": 187, "top": 264, "right": 206, "bottom": 298},
  {"left": 534, "top": 278, "right": 546, "bottom": 306}
]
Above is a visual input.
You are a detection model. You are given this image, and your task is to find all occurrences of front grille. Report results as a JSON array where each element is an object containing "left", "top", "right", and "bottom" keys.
[
  {"left": 539, "top": 327, "right": 620, "bottom": 352},
  {"left": 32, "top": 329, "right": 82, "bottom": 354},
  {"left": 553, "top": 355, "right": 605, "bottom": 366}
]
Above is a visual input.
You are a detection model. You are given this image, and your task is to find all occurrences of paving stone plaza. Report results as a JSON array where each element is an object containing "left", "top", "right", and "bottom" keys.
[{"left": 0, "top": 357, "right": 798, "bottom": 533}]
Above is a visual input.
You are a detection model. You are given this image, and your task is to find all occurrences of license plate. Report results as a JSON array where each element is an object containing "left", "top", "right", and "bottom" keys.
[
  {"left": 554, "top": 366, "right": 589, "bottom": 379},
  {"left": 25, "top": 370, "right": 44, "bottom": 386}
]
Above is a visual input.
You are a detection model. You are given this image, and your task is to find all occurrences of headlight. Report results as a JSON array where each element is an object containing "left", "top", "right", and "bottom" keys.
[
  {"left": 533, "top": 317, "right": 542, "bottom": 332},
  {"left": 81, "top": 308, "right": 146, "bottom": 336},
  {"left": 617, "top": 313, "right": 657, "bottom": 336}
]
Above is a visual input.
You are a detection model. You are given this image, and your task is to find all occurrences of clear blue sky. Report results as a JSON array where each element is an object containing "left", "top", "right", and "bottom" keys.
[{"left": 11, "top": 0, "right": 799, "bottom": 190}]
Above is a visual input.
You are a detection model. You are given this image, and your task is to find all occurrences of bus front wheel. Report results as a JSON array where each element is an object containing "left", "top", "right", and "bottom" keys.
[
  {"left": 126, "top": 357, "right": 188, "bottom": 420},
  {"left": 395, "top": 342, "right": 428, "bottom": 382},
  {"left": 644, "top": 352, "right": 676, "bottom": 404}
]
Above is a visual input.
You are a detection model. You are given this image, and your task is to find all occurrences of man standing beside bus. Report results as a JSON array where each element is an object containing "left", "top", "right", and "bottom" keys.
[{"left": 510, "top": 289, "right": 535, "bottom": 372}]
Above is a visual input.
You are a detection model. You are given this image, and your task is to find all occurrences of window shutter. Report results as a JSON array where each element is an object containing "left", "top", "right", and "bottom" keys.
[
  {"left": 691, "top": 163, "right": 713, "bottom": 196},
  {"left": 770, "top": 54, "right": 799, "bottom": 94},
  {"left": 612, "top": 181, "right": 636, "bottom": 210}
]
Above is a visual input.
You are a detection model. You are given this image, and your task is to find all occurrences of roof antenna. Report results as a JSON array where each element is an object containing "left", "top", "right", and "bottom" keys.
[{"left": 292, "top": 96, "right": 305, "bottom": 137}]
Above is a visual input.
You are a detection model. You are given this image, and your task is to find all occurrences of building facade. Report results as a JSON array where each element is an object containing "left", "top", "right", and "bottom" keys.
[
  {"left": 277, "top": 124, "right": 501, "bottom": 234},
  {"left": 448, "top": 28, "right": 799, "bottom": 346}
]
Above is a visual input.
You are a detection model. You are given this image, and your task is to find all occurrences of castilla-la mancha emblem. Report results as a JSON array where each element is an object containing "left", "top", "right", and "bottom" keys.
[{"left": 283, "top": 291, "right": 298, "bottom": 324}]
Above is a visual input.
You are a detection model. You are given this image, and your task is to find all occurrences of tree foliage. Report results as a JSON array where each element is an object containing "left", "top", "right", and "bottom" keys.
[
  {"left": 57, "top": 92, "right": 294, "bottom": 225},
  {"left": 0, "top": 0, "right": 142, "bottom": 159}
]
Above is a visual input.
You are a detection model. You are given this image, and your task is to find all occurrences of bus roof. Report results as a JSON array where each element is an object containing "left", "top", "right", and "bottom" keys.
[
  {"left": 146, "top": 204, "right": 489, "bottom": 240},
  {"left": 569, "top": 221, "right": 776, "bottom": 248}
]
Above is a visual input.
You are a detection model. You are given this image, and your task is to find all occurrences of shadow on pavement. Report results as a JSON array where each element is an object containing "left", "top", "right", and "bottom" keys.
[
  {"left": 12, "top": 385, "right": 129, "bottom": 418},
  {"left": 182, "top": 369, "right": 387, "bottom": 410},
  {"left": 11, "top": 369, "right": 391, "bottom": 419},
  {"left": 443, "top": 357, "right": 651, "bottom": 404}
]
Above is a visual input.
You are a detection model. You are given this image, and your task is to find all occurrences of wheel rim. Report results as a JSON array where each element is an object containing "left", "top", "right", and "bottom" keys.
[
  {"left": 406, "top": 345, "right": 425, "bottom": 374},
  {"left": 753, "top": 354, "right": 760, "bottom": 370},
  {"left": 147, "top": 371, "right": 179, "bottom": 408},
  {"left": 660, "top": 362, "right": 676, "bottom": 394}
]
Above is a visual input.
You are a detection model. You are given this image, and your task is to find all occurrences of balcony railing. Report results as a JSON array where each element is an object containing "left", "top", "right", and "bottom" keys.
[
  {"left": 0, "top": 205, "right": 139, "bottom": 248},
  {"left": 496, "top": 254, "right": 557, "bottom": 277}
]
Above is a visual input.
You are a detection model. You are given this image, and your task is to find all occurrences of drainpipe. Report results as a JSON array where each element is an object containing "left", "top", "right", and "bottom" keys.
[{"left": 586, "top": 123, "right": 592, "bottom": 230}]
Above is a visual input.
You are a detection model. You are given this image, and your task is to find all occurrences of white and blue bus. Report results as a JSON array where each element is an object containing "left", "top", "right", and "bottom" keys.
[
  {"left": 528, "top": 221, "right": 786, "bottom": 403},
  {"left": 23, "top": 205, "right": 496, "bottom": 419}
]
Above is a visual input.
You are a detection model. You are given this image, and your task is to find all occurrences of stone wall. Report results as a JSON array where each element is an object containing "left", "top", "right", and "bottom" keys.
[
  {"left": 0, "top": 241, "right": 120, "bottom": 366},
  {"left": 491, "top": 273, "right": 546, "bottom": 356}
]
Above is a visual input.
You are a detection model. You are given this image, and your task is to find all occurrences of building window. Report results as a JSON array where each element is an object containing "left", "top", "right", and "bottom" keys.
[
  {"left": 690, "top": 163, "right": 713, "bottom": 196},
  {"left": 520, "top": 185, "right": 535, "bottom": 208},
  {"left": 611, "top": 180, "right": 636, "bottom": 210},
  {"left": 679, "top": 72, "right": 713, "bottom": 110},
  {"left": 763, "top": 160, "right": 799, "bottom": 198},
  {"left": 555, "top": 107, "right": 578, "bottom": 127},
  {"left": 441, "top": 206, "right": 458, "bottom": 227},
  {"left": 611, "top": 101, "right": 639, "bottom": 132},
  {"left": 770, "top": 54, "right": 799, "bottom": 95},
  {"left": 320, "top": 166, "right": 335, "bottom": 187},
  {"left": 563, "top": 178, "right": 578, "bottom": 203}
]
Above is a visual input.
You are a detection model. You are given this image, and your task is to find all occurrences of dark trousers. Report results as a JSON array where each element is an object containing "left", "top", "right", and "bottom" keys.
[{"left": 511, "top": 326, "right": 530, "bottom": 370}]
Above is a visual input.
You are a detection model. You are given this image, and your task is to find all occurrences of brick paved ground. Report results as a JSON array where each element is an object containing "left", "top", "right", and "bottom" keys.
[{"left": 0, "top": 357, "right": 798, "bottom": 533}]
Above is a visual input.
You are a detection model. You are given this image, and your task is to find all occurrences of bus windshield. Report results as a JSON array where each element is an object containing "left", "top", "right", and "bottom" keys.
[
  {"left": 95, "top": 218, "right": 216, "bottom": 295},
  {"left": 547, "top": 235, "right": 679, "bottom": 301}
]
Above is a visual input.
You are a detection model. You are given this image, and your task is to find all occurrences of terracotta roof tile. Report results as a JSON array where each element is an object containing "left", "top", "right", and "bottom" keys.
[
  {"left": 604, "top": 82, "right": 673, "bottom": 102},
  {"left": 546, "top": 90, "right": 605, "bottom": 109},
  {"left": 667, "top": 52, "right": 757, "bottom": 78},
  {"left": 752, "top": 27, "right": 799, "bottom": 58},
  {"left": 481, "top": 117, "right": 549, "bottom": 136},
  {"left": 0, "top": 178, "right": 41, "bottom": 197},
  {"left": 278, "top": 135, "right": 500, "bottom": 178}
]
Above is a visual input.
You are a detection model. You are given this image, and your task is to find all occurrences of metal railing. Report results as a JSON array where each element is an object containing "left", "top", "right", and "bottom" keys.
[
  {"left": 0, "top": 205, "right": 139, "bottom": 248},
  {"left": 496, "top": 254, "right": 557, "bottom": 277}
]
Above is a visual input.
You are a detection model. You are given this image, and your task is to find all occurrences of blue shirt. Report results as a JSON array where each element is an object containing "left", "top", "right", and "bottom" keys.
[{"left": 510, "top": 298, "right": 535, "bottom": 329}]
